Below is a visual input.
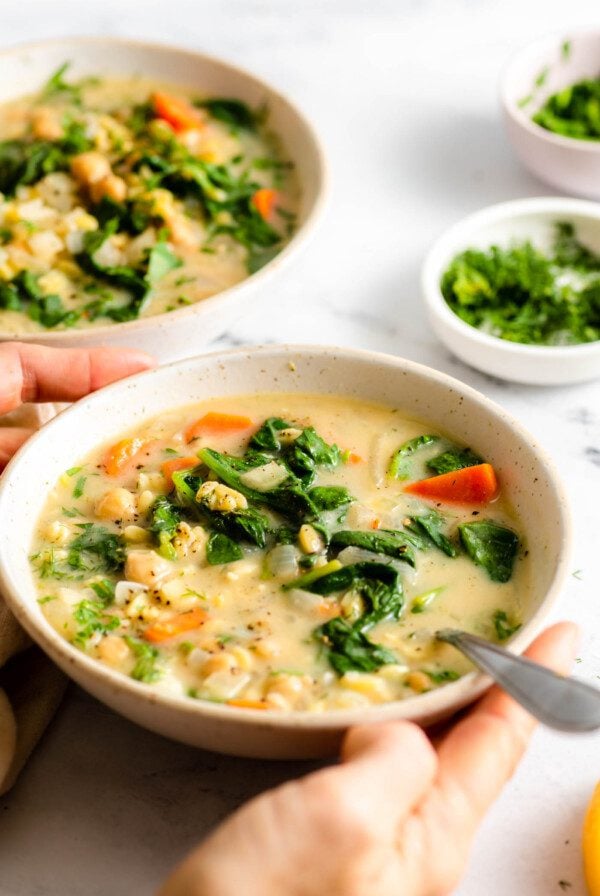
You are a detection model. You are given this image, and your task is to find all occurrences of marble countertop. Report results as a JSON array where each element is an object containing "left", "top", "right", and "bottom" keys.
[{"left": 2, "top": 0, "right": 600, "bottom": 893}]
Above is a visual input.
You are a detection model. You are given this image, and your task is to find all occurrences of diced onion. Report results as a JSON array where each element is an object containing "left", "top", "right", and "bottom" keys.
[
  {"left": 337, "top": 546, "right": 388, "bottom": 566},
  {"left": 115, "top": 580, "right": 149, "bottom": 606},
  {"left": 286, "top": 588, "right": 326, "bottom": 614},
  {"left": 239, "top": 461, "right": 289, "bottom": 492},
  {"left": 266, "top": 544, "right": 299, "bottom": 580}
]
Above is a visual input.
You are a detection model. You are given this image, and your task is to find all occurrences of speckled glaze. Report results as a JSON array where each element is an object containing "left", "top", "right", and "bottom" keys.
[
  {"left": 502, "top": 30, "right": 600, "bottom": 198},
  {"left": 0, "top": 38, "right": 327, "bottom": 361},
  {"left": 422, "top": 197, "right": 600, "bottom": 385},
  {"left": 0, "top": 346, "right": 572, "bottom": 758}
]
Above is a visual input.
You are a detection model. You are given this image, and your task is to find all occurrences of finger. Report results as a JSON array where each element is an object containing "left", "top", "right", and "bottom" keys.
[
  {"left": 328, "top": 721, "right": 438, "bottom": 823},
  {"left": 435, "top": 622, "right": 579, "bottom": 825},
  {"left": 0, "top": 428, "right": 33, "bottom": 471},
  {"left": 0, "top": 343, "right": 154, "bottom": 415}
]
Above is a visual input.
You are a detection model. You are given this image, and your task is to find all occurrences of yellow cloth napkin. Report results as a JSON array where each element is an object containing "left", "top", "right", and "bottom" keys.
[{"left": 0, "top": 402, "right": 67, "bottom": 795}]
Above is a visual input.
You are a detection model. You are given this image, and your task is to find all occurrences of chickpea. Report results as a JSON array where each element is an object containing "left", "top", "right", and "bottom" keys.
[
  {"left": 124, "top": 550, "right": 173, "bottom": 588},
  {"left": 97, "top": 635, "right": 130, "bottom": 667},
  {"left": 405, "top": 671, "right": 432, "bottom": 694},
  {"left": 70, "top": 151, "right": 111, "bottom": 186},
  {"left": 197, "top": 481, "right": 248, "bottom": 513},
  {"left": 31, "top": 107, "right": 63, "bottom": 141},
  {"left": 202, "top": 652, "right": 238, "bottom": 676},
  {"left": 95, "top": 488, "right": 137, "bottom": 524},
  {"left": 89, "top": 173, "right": 127, "bottom": 204}
]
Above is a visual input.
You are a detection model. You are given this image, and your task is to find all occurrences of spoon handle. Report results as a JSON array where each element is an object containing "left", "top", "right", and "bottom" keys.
[{"left": 436, "top": 629, "right": 600, "bottom": 733}]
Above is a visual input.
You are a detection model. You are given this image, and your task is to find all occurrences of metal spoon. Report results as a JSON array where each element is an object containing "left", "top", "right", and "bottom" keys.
[{"left": 436, "top": 629, "right": 600, "bottom": 733}]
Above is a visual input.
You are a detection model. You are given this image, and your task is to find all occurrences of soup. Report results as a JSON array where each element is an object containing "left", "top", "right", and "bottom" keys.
[
  {"left": 0, "top": 65, "right": 298, "bottom": 333},
  {"left": 31, "top": 394, "right": 528, "bottom": 712}
]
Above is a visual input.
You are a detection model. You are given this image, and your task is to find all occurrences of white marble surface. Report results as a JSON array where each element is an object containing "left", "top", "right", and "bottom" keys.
[{"left": 2, "top": 0, "right": 600, "bottom": 893}]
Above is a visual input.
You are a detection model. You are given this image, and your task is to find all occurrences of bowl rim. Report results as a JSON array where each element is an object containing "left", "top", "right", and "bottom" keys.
[
  {"left": 0, "top": 343, "right": 573, "bottom": 732},
  {"left": 422, "top": 195, "right": 600, "bottom": 359},
  {"left": 500, "top": 28, "right": 600, "bottom": 153},
  {"left": 0, "top": 35, "right": 329, "bottom": 341}
]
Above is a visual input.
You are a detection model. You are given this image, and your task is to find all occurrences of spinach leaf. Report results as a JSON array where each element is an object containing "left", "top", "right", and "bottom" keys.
[
  {"left": 297, "top": 562, "right": 404, "bottom": 630},
  {"left": 124, "top": 636, "right": 162, "bottom": 683},
  {"left": 493, "top": 609, "right": 522, "bottom": 641},
  {"left": 459, "top": 521, "right": 519, "bottom": 583},
  {"left": 249, "top": 416, "right": 291, "bottom": 452},
  {"left": 0, "top": 270, "right": 79, "bottom": 329},
  {"left": 427, "top": 447, "right": 482, "bottom": 475},
  {"left": 285, "top": 427, "right": 341, "bottom": 485},
  {"left": 67, "top": 524, "right": 125, "bottom": 574},
  {"left": 329, "top": 530, "right": 417, "bottom": 566},
  {"left": 407, "top": 509, "right": 458, "bottom": 558},
  {"left": 206, "top": 532, "right": 243, "bottom": 565},
  {"left": 149, "top": 496, "right": 182, "bottom": 559},
  {"left": 307, "top": 486, "right": 353, "bottom": 512},
  {"left": 315, "top": 618, "right": 397, "bottom": 675},
  {"left": 388, "top": 434, "right": 439, "bottom": 480},
  {"left": 196, "top": 98, "right": 257, "bottom": 130},
  {"left": 146, "top": 241, "right": 182, "bottom": 285}
]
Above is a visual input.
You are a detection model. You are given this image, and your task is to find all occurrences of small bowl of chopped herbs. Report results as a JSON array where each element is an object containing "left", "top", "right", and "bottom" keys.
[
  {"left": 502, "top": 31, "right": 600, "bottom": 197},
  {"left": 422, "top": 197, "right": 600, "bottom": 384}
]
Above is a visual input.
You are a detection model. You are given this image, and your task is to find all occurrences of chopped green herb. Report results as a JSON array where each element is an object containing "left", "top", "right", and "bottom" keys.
[
  {"left": 411, "top": 587, "right": 444, "bottom": 614},
  {"left": 72, "top": 599, "right": 119, "bottom": 647},
  {"left": 72, "top": 475, "right": 86, "bottom": 498},
  {"left": 37, "top": 595, "right": 57, "bottom": 605},
  {"left": 533, "top": 77, "right": 600, "bottom": 140},
  {"left": 427, "top": 447, "right": 482, "bottom": 475},
  {"left": 441, "top": 222, "right": 600, "bottom": 346},
  {"left": 493, "top": 609, "right": 521, "bottom": 641},
  {"left": 125, "top": 636, "right": 162, "bottom": 683},
  {"left": 426, "top": 669, "right": 460, "bottom": 684}
]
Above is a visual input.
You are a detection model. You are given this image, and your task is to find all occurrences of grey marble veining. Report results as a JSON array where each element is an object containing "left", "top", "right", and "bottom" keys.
[{"left": 1, "top": 1, "right": 600, "bottom": 893}]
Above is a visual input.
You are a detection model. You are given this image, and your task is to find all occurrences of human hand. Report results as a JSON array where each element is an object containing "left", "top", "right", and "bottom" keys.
[
  {"left": 159, "top": 622, "right": 578, "bottom": 896},
  {"left": 0, "top": 341, "right": 154, "bottom": 470}
]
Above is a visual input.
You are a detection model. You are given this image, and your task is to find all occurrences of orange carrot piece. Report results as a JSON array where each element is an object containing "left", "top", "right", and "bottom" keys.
[
  {"left": 316, "top": 601, "right": 341, "bottom": 620},
  {"left": 405, "top": 463, "right": 498, "bottom": 505},
  {"left": 161, "top": 456, "right": 199, "bottom": 488},
  {"left": 185, "top": 411, "right": 254, "bottom": 442},
  {"left": 144, "top": 607, "right": 208, "bottom": 644},
  {"left": 227, "top": 699, "right": 269, "bottom": 710},
  {"left": 152, "top": 91, "right": 205, "bottom": 132},
  {"left": 370, "top": 518, "right": 380, "bottom": 530},
  {"left": 345, "top": 452, "right": 364, "bottom": 465},
  {"left": 103, "top": 437, "right": 147, "bottom": 477},
  {"left": 251, "top": 188, "right": 278, "bottom": 221}
]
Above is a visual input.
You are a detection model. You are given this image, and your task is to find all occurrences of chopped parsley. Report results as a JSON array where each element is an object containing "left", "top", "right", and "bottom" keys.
[{"left": 441, "top": 222, "right": 600, "bottom": 345}]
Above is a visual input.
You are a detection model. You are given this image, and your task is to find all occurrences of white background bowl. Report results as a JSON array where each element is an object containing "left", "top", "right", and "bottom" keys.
[
  {"left": 0, "top": 38, "right": 327, "bottom": 361},
  {"left": 422, "top": 197, "right": 600, "bottom": 384},
  {"left": 502, "top": 30, "right": 600, "bottom": 198},
  {"left": 0, "top": 345, "right": 571, "bottom": 759}
]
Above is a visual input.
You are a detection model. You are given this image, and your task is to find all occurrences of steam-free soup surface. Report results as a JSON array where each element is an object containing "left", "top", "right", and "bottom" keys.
[
  {"left": 31, "top": 394, "right": 527, "bottom": 711},
  {"left": 0, "top": 65, "right": 298, "bottom": 332}
]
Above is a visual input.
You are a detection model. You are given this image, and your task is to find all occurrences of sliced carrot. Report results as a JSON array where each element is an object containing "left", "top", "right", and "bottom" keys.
[
  {"left": 316, "top": 601, "right": 341, "bottom": 620},
  {"left": 103, "top": 437, "right": 147, "bottom": 477},
  {"left": 152, "top": 91, "right": 205, "bottom": 132},
  {"left": 161, "top": 456, "right": 199, "bottom": 488},
  {"left": 370, "top": 518, "right": 381, "bottom": 530},
  {"left": 405, "top": 463, "right": 498, "bottom": 505},
  {"left": 345, "top": 452, "right": 364, "bottom": 465},
  {"left": 251, "top": 188, "right": 278, "bottom": 221},
  {"left": 144, "top": 607, "right": 207, "bottom": 643},
  {"left": 227, "top": 699, "right": 269, "bottom": 710},
  {"left": 185, "top": 411, "right": 254, "bottom": 442}
]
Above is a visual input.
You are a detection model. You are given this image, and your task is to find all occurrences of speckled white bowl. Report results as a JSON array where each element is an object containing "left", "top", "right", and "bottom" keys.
[
  {"left": 422, "top": 197, "right": 600, "bottom": 384},
  {"left": 0, "top": 346, "right": 572, "bottom": 759},
  {"left": 0, "top": 38, "right": 327, "bottom": 361},
  {"left": 502, "top": 30, "right": 600, "bottom": 197}
]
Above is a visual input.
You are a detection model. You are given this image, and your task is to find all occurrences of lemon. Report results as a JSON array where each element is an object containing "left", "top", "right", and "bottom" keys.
[{"left": 583, "top": 781, "right": 600, "bottom": 894}]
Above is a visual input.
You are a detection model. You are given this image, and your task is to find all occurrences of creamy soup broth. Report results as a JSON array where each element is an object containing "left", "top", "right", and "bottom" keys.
[{"left": 31, "top": 394, "right": 529, "bottom": 712}]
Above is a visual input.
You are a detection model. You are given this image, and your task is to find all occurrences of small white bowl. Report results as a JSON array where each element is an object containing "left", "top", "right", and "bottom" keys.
[
  {"left": 0, "top": 345, "right": 571, "bottom": 759},
  {"left": 422, "top": 197, "right": 600, "bottom": 385},
  {"left": 0, "top": 37, "right": 327, "bottom": 361},
  {"left": 502, "top": 30, "right": 600, "bottom": 197}
]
